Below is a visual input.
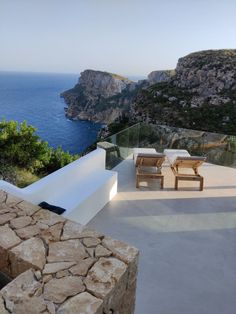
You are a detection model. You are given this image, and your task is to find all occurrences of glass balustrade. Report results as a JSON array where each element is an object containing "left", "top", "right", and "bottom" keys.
[{"left": 98, "top": 123, "right": 236, "bottom": 169}]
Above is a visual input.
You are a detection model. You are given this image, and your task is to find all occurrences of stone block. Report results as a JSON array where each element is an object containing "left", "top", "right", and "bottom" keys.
[
  {"left": 84, "top": 257, "right": 127, "bottom": 299},
  {"left": 47, "top": 239, "right": 88, "bottom": 263},
  {"left": 9, "top": 238, "right": 46, "bottom": 277},
  {"left": 57, "top": 292, "right": 103, "bottom": 314},
  {"left": 43, "top": 276, "right": 85, "bottom": 303}
]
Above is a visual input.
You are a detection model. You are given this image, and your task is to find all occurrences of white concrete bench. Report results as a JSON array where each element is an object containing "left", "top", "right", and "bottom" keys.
[{"left": 0, "top": 148, "right": 117, "bottom": 225}]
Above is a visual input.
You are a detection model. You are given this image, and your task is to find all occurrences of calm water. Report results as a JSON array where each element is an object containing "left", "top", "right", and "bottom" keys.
[{"left": 0, "top": 71, "right": 101, "bottom": 154}]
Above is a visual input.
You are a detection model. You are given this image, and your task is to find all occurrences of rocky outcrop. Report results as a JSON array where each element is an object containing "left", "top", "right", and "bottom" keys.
[
  {"left": 61, "top": 69, "right": 168, "bottom": 124},
  {"left": 61, "top": 70, "right": 137, "bottom": 124},
  {"left": 61, "top": 50, "right": 236, "bottom": 133},
  {"left": 173, "top": 50, "right": 236, "bottom": 106},
  {"left": 147, "top": 70, "right": 175, "bottom": 84},
  {"left": 134, "top": 49, "right": 236, "bottom": 134}
]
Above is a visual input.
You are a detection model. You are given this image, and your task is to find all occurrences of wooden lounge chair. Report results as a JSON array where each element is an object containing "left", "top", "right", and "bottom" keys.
[
  {"left": 135, "top": 153, "right": 166, "bottom": 189},
  {"left": 164, "top": 149, "right": 206, "bottom": 191}
]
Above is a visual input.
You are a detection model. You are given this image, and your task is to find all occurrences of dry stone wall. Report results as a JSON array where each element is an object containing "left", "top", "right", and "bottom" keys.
[{"left": 0, "top": 190, "right": 139, "bottom": 314}]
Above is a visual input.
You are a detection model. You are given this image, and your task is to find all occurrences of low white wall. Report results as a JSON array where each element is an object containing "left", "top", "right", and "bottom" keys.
[{"left": 0, "top": 148, "right": 117, "bottom": 224}]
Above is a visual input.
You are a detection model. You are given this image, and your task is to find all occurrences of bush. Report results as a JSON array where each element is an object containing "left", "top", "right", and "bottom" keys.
[{"left": 0, "top": 119, "right": 79, "bottom": 185}]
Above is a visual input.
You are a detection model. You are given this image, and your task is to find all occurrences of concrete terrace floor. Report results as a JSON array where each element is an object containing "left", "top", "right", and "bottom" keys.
[{"left": 88, "top": 156, "right": 236, "bottom": 314}]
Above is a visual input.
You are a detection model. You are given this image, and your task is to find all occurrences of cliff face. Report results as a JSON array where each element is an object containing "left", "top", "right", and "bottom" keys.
[
  {"left": 147, "top": 70, "right": 175, "bottom": 85},
  {"left": 173, "top": 50, "right": 236, "bottom": 106},
  {"left": 61, "top": 70, "right": 137, "bottom": 124},
  {"left": 61, "top": 50, "right": 236, "bottom": 134},
  {"left": 134, "top": 49, "right": 236, "bottom": 134},
  {"left": 61, "top": 69, "right": 173, "bottom": 124}
]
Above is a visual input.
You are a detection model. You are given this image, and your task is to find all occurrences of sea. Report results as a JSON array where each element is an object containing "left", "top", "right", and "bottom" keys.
[{"left": 0, "top": 71, "right": 102, "bottom": 154}]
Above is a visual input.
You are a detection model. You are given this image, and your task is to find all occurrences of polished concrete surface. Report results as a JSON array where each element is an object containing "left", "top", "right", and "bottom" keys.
[{"left": 88, "top": 157, "right": 236, "bottom": 314}]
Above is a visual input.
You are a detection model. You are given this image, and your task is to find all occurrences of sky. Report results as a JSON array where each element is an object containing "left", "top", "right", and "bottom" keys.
[{"left": 0, "top": 0, "right": 236, "bottom": 77}]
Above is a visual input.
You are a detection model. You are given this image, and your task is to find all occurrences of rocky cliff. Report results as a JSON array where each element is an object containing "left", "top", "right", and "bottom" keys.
[
  {"left": 147, "top": 70, "right": 175, "bottom": 85},
  {"left": 134, "top": 49, "right": 236, "bottom": 134},
  {"left": 61, "top": 50, "right": 236, "bottom": 134},
  {"left": 61, "top": 70, "right": 138, "bottom": 124},
  {"left": 61, "top": 69, "right": 173, "bottom": 124}
]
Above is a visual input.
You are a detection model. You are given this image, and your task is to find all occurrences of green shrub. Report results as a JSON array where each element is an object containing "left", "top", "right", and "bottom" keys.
[{"left": 0, "top": 119, "right": 79, "bottom": 185}]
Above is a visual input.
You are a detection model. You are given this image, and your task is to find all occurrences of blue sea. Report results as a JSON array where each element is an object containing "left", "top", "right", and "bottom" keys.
[{"left": 0, "top": 71, "right": 101, "bottom": 154}]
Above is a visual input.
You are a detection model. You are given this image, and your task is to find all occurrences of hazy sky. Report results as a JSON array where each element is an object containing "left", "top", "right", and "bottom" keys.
[{"left": 1, "top": 0, "right": 236, "bottom": 76}]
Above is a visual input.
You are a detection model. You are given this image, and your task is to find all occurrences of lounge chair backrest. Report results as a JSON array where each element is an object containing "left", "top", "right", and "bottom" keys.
[
  {"left": 172, "top": 156, "right": 206, "bottom": 169},
  {"left": 135, "top": 153, "right": 165, "bottom": 168}
]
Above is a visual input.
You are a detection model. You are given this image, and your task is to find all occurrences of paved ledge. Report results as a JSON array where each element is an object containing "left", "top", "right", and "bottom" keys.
[{"left": 0, "top": 190, "right": 139, "bottom": 314}]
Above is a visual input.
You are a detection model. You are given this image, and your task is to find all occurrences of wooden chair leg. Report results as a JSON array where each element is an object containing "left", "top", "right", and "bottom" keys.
[
  {"left": 160, "top": 177, "right": 164, "bottom": 189},
  {"left": 136, "top": 176, "right": 139, "bottom": 188},
  {"left": 200, "top": 177, "right": 204, "bottom": 191},
  {"left": 175, "top": 177, "right": 178, "bottom": 190}
]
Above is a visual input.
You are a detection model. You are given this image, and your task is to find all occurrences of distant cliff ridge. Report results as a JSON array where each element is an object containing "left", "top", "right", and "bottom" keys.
[
  {"left": 147, "top": 70, "right": 175, "bottom": 85},
  {"left": 134, "top": 49, "right": 236, "bottom": 134},
  {"left": 61, "top": 49, "right": 236, "bottom": 134},
  {"left": 61, "top": 69, "right": 173, "bottom": 124}
]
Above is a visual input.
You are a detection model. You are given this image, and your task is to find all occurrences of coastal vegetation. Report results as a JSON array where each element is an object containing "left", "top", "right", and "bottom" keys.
[{"left": 0, "top": 119, "right": 79, "bottom": 187}]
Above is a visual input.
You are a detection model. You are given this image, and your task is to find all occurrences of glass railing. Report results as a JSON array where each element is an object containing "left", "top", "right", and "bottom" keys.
[{"left": 98, "top": 123, "right": 236, "bottom": 169}]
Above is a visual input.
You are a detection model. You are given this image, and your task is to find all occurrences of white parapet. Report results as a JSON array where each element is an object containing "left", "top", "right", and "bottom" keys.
[{"left": 0, "top": 148, "right": 117, "bottom": 225}]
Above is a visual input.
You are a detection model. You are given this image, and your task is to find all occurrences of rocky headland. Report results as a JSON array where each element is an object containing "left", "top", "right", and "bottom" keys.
[
  {"left": 61, "top": 69, "right": 173, "bottom": 124},
  {"left": 61, "top": 70, "right": 135, "bottom": 124},
  {"left": 61, "top": 49, "right": 236, "bottom": 134}
]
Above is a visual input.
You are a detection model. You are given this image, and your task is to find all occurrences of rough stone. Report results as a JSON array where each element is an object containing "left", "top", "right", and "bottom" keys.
[
  {"left": 12, "top": 296, "right": 47, "bottom": 314},
  {"left": 15, "top": 224, "right": 40, "bottom": 239},
  {"left": 36, "top": 221, "right": 49, "bottom": 230},
  {"left": 102, "top": 236, "right": 139, "bottom": 264},
  {"left": 9, "top": 238, "right": 46, "bottom": 276},
  {"left": 0, "top": 207, "right": 10, "bottom": 215},
  {"left": 83, "top": 237, "right": 101, "bottom": 247},
  {"left": 95, "top": 245, "right": 112, "bottom": 258},
  {"left": 86, "top": 247, "right": 95, "bottom": 258},
  {"left": 46, "top": 301, "right": 56, "bottom": 314},
  {"left": 5, "top": 194, "right": 22, "bottom": 206},
  {"left": 10, "top": 216, "right": 32, "bottom": 229},
  {"left": 47, "top": 240, "right": 88, "bottom": 263},
  {"left": 40, "top": 222, "right": 64, "bottom": 244},
  {"left": 33, "top": 209, "right": 65, "bottom": 226},
  {"left": 16, "top": 200, "right": 41, "bottom": 216},
  {"left": 44, "top": 276, "right": 85, "bottom": 303},
  {"left": 42, "top": 275, "right": 53, "bottom": 284},
  {"left": 0, "top": 295, "right": 8, "bottom": 314},
  {"left": 1, "top": 269, "right": 42, "bottom": 301},
  {"left": 43, "top": 262, "right": 76, "bottom": 275},
  {"left": 57, "top": 291, "right": 103, "bottom": 314},
  {"left": 34, "top": 270, "right": 42, "bottom": 280},
  {"left": 69, "top": 258, "right": 96, "bottom": 276},
  {"left": 0, "top": 213, "right": 17, "bottom": 225},
  {"left": 61, "top": 220, "right": 103, "bottom": 240},
  {"left": 0, "top": 225, "right": 21, "bottom": 249},
  {"left": 56, "top": 270, "right": 70, "bottom": 278},
  {"left": 84, "top": 257, "right": 127, "bottom": 299}
]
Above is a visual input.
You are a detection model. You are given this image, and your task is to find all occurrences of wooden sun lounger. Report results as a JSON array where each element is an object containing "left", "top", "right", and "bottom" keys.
[
  {"left": 170, "top": 156, "right": 206, "bottom": 191},
  {"left": 135, "top": 153, "right": 165, "bottom": 189}
]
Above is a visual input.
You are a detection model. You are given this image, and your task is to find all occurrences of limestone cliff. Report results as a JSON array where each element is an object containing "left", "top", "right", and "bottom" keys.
[
  {"left": 134, "top": 49, "right": 236, "bottom": 134},
  {"left": 61, "top": 69, "right": 172, "bottom": 124},
  {"left": 61, "top": 50, "right": 236, "bottom": 134},
  {"left": 147, "top": 70, "right": 175, "bottom": 85},
  {"left": 61, "top": 70, "right": 138, "bottom": 124}
]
